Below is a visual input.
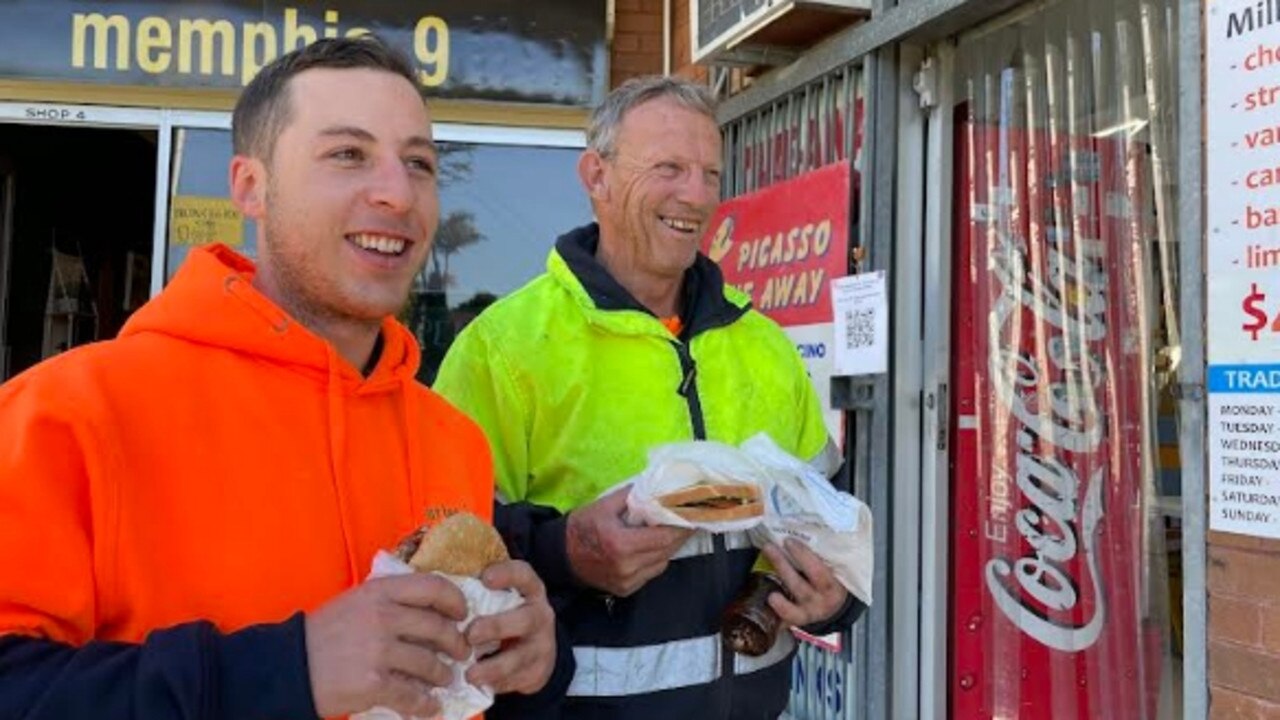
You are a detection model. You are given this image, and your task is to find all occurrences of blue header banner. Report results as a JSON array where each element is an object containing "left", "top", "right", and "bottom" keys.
[{"left": 1209, "top": 364, "right": 1280, "bottom": 393}]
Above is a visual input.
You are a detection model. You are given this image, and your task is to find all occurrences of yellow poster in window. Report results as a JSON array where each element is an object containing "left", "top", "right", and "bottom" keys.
[{"left": 169, "top": 196, "right": 243, "bottom": 247}]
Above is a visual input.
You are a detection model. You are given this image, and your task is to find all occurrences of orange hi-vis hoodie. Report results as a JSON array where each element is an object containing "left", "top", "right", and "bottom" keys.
[{"left": 0, "top": 244, "right": 495, "bottom": 718}]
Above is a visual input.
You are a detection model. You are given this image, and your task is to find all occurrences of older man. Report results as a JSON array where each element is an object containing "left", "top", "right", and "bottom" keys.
[{"left": 435, "top": 75, "right": 865, "bottom": 719}]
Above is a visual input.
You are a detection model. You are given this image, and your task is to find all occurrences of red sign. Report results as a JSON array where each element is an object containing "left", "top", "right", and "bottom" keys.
[
  {"left": 949, "top": 119, "right": 1165, "bottom": 718},
  {"left": 700, "top": 161, "right": 850, "bottom": 328}
]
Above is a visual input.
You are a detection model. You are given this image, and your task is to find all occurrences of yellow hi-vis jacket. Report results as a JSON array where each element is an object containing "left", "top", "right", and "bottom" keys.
[{"left": 434, "top": 223, "right": 853, "bottom": 720}]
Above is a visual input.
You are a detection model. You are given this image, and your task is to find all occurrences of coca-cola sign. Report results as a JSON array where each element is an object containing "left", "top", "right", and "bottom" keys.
[
  {"left": 982, "top": 210, "right": 1109, "bottom": 653},
  {"left": 949, "top": 119, "right": 1166, "bottom": 719}
]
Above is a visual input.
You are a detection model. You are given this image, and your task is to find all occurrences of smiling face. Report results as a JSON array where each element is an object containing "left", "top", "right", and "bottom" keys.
[
  {"left": 230, "top": 66, "right": 439, "bottom": 325},
  {"left": 585, "top": 97, "right": 723, "bottom": 284}
]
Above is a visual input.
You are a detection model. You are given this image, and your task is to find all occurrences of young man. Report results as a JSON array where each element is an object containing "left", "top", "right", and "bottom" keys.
[
  {"left": 0, "top": 37, "right": 566, "bottom": 719},
  {"left": 434, "top": 75, "right": 865, "bottom": 719}
]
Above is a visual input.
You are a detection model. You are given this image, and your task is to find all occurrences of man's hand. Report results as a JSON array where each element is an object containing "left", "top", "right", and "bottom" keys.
[
  {"left": 465, "top": 559, "right": 556, "bottom": 695},
  {"left": 566, "top": 486, "right": 693, "bottom": 597},
  {"left": 762, "top": 539, "right": 849, "bottom": 628},
  {"left": 305, "top": 573, "right": 470, "bottom": 719}
]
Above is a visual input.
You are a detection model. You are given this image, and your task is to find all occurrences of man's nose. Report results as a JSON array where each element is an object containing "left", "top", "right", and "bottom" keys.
[
  {"left": 676, "top": 167, "right": 720, "bottom": 209},
  {"left": 365, "top": 156, "right": 415, "bottom": 212}
]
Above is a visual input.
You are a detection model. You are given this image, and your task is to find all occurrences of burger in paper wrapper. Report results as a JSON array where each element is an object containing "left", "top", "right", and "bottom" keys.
[
  {"left": 397, "top": 512, "right": 510, "bottom": 575},
  {"left": 354, "top": 512, "right": 522, "bottom": 720}
]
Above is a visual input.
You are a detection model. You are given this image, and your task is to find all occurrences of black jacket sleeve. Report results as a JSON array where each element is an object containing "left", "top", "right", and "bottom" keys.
[
  {"left": 0, "top": 612, "right": 318, "bottom": 720},
  {"left": 490, "top": 499, "right": 581, "bottom": 716},
  {"left": 801, "top": 593, "right": 867, "bottom": 637},
  {"left": 493, "top": 500, "right": 582, "bottom": 597}
]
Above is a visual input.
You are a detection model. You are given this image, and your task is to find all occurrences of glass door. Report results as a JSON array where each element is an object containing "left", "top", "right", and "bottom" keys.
[
  {"left": 164, "top": 123, "right": 250, "bottom": 279},
  {"left": 0, "top": 165, "right": 13, "bottom": 378},
  {"left": 0, "top": 102, "right": 164, "bottom": 380},
  {"left": 945, "top": 0, "right": 1181, "bottom": 717}
]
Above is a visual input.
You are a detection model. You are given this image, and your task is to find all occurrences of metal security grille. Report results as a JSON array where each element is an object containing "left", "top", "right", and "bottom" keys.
[
  {"left": 717, "top": 63, "right": 866, "bottom": 720},
  {"left": 721, "top": 63, "right": 865, "bottom": 196}
]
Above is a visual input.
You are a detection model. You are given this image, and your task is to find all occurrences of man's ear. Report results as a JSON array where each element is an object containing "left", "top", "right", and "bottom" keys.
[
  {"left": 577, "top": 150, "right": 609, "bottom": 202},
  {"left": 229, "top": 155, "right": 267, "bottom": 220}
]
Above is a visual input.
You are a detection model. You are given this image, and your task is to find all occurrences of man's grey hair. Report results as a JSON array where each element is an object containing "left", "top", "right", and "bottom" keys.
[{"left": 586, "top": 75, "right": 718, "bottom": 158}]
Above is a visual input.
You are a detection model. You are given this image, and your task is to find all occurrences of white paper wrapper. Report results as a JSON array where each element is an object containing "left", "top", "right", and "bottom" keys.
[
  {"left": 623, "top": 439, "right": 773, "bottom": 533},
  {"left": 740, "top": 433, "right": 875, "bottom": 606},
  {"left": 352, "top": 551, "right": 523, "bottom": 720},
  {"left": 623, "top": 433, "right": 874, "bottom": 606}
]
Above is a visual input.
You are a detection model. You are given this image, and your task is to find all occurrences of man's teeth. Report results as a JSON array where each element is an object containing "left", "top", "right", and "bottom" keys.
[
  {"left": 351, "top": 234, "right": 406, "bottom": 255},
  {"left": 661, "top": 217, "right": 699, "bottom": 232}
]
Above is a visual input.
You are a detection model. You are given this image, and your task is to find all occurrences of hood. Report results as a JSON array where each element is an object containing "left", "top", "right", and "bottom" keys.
[
  {"left": 120, "top": 244, "right": 421, "bottom": 392},
  {"left": 120, "top": 244, "right": 430, "bottom": 586}
]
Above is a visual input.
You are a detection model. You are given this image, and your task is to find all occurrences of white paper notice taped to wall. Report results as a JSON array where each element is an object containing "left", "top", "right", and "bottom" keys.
[{"left": 830, "top": 271, "right": 887, "bottom": 376}]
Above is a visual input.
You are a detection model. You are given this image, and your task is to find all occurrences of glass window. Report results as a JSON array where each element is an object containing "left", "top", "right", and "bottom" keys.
[
  {"left": 164, "top": 129, "right": 589, "bottom": 382},
  {"left": 167, "top": 128, "right": 257, "bottom": 279},
  {"left": 410, "top": 141, "right": 590, "bottom": 382}
]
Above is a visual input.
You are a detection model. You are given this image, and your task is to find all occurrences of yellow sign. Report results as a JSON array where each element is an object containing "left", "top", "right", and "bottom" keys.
[{"left": 169, "top": 196, "right": 243, "bottom": 247}]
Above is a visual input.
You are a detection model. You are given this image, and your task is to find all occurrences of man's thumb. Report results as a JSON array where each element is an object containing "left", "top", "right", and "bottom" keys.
[{"left": 602, "top": 483, "right": 632, "bottom": 511}]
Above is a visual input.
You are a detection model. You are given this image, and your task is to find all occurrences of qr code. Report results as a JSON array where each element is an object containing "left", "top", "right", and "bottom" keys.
[{"left": 845, "top": 308, "right": 876, "bottom": 349}]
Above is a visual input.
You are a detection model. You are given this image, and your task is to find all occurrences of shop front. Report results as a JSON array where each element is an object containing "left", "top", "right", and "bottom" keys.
[
  {"left": 698, "top": 0, "right": 1202, "bottom": 716},
  {"left": 0, "top": 0, "right": 606, "bottom": 383}
]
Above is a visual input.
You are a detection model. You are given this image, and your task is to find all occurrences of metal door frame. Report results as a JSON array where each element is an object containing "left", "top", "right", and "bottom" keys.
[
  {"left": 1175, "top": 0, "right": 1207, "bottom": 716},
  {"left": 916, "top": 40, "right": 957, "bottom": 720},
  {"left": 0, "top": 102, "right": 169, "bottom": 371},
  {"left": 0, "top": 102, "right": 219, "bottom": 301}
]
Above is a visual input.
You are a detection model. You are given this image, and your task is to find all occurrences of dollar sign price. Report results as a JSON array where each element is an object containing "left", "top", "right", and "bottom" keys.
[{"left": 1244, "top": 282, "right": 1269, "bottom": 341}]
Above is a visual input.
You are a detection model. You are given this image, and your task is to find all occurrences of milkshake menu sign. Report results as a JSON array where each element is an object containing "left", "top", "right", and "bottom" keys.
[
  {"left": 1207, "top": 0, "right": 1280, "bottom": 539},
  {"left": 0, "top": 0, "right": 606, "bottom": 106}
]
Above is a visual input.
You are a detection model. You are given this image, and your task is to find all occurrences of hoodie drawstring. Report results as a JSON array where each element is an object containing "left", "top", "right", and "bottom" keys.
[{"left": 324, "top": 345, "right": 362, "bottom": 585}]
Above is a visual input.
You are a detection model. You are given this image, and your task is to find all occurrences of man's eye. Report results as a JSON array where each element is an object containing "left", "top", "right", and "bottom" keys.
[
  {"left": 407, "top": 157, "right": 437, "bottom": 176},
  {"left": 330, "top": 147, "right": 363, "bottom": 162},
  {"left": 656, "top": 162, "right": 682, "bottom": 176}
]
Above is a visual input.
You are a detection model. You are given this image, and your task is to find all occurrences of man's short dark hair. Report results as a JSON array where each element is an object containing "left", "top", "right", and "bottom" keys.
[{"left": 232, "top": 35, "right": 419, "bottom": 160}]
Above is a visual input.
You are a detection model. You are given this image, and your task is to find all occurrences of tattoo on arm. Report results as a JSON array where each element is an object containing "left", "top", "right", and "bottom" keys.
[{"left": 570, "top": 521, "right": 605, "bottom": 557}]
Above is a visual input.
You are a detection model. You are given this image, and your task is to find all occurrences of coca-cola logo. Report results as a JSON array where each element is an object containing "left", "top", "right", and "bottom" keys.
[{"left": 982, "top": 225, "right": 1109, "bottom": 652}]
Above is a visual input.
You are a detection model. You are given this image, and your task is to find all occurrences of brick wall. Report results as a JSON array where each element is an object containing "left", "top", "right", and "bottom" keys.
[
  {"left": 1209, "top": 531, "right": 1280, "bottom": 718},
  {"left": 671, "top": 0, "right": 707, "bottom": 82},
  {"left": 611, "top": 0, "right": 663, "bottom": 88},
  {"left": 609, "top": 0, "right": 706, "bottom": 88}
]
